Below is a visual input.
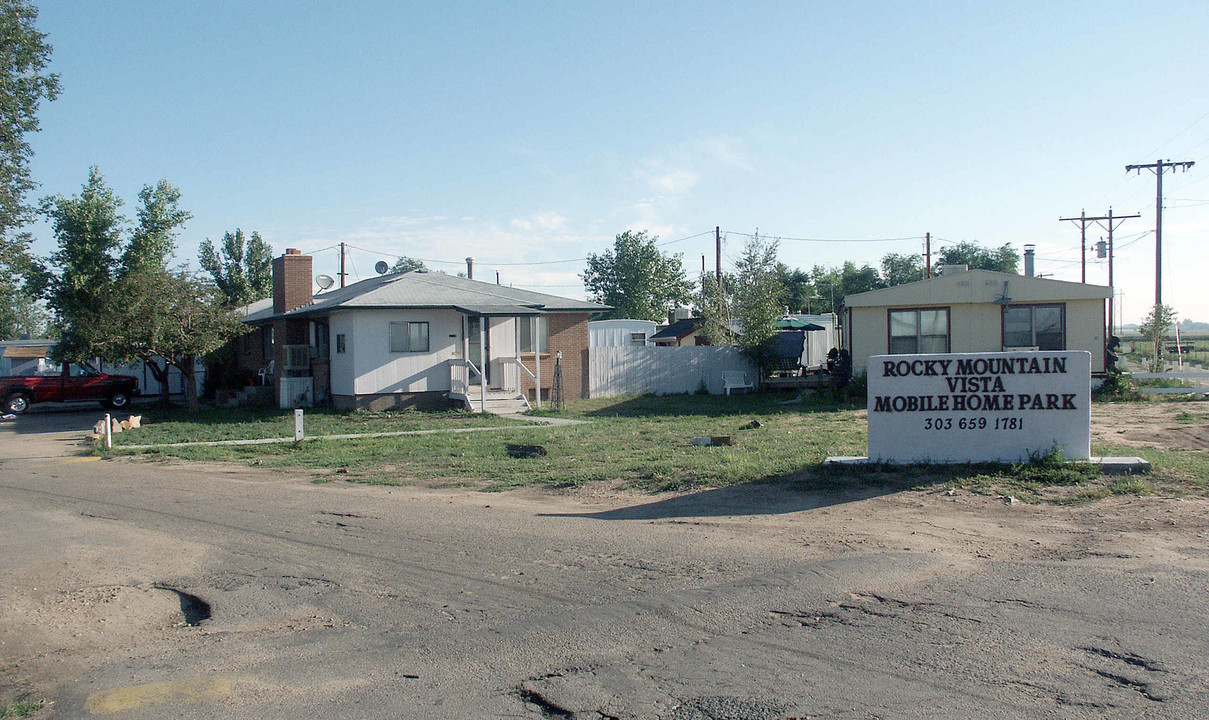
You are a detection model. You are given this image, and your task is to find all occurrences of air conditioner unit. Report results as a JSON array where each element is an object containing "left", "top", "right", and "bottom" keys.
[{"left": 282, "top": 345, "right": 312, "bottom": 370}]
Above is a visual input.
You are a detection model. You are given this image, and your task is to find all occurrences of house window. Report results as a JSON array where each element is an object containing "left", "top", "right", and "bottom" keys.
[
  {"left": 389, "top": 322, "right": 430, "bottom": 353},
  {"left": 888, "top": 308, "right": 950, "bottom": 354},
  {"left": 335, "top": 334, "right": 346, "bottom": 354},
  {"left": 1003, "top": 304, "right": 1065, "bottom": 350},
  {"left": 629, "top": 332, "right": 647, "bottom": 346},
  {"left": 519, "top": 316, "right": 548, "bottom": 353}
]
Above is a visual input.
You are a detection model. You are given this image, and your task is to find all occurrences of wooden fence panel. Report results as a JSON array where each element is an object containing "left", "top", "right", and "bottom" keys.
[{"left": 588, "top": 346, "right": 756, "bottom": 398}]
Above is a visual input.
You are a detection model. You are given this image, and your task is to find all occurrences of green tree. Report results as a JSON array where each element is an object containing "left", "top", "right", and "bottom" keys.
[
  {"left": 731, "top": 236, "right": 786, "bottom": 376},
  {"left": 808, "top": 261, "right": 884, "bottom": 314},
  {"left": 1138, "top": 303, "right": 1177, "bottom": 372},
  {"left": 776, "top": 264, "right": 815, "bottom": 314},
  {"left": 198, "top": 229, "right": 273, "bottom": 306},
  {"left": 43, "top": 169, "right": 248, "bottom": 408},
  {"left": 107, "top": 270, "right": 247, "bottom": 409},
  {"left": 880, "top": 252, "right": 925, "bottom": 286},
  {"left": 42, "top": 167, "right": 125, "bottom": 360},
  {"left": 391, "top": 256, "right": 427, "bottom": 273},
  {"left": 935, "top": 241, "right": 1019, "bottom": 274},
  {"left": 698, "top": 271, "right": 736, "bottom": 346},
  {"left": 581, "top": 230, "right": 693, "bottom": 321},
  {"left": 0, "top": 0, "right": 59, "bottom": 339},
  {"left": 121, "top": 180, "right": 191, "bottom": 277}
]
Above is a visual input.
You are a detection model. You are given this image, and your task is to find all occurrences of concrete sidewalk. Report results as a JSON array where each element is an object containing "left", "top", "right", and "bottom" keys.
[{"left": 114, "top": 415, "right": 589, "bottom": 451}]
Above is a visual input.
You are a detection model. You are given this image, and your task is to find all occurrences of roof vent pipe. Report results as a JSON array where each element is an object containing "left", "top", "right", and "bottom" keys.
[
  {"left": 1023, "top": 244, "right": 1035, "bottom": 277},
  {"left": 465, "top": 257, "right": 474, "bottom": 280}
]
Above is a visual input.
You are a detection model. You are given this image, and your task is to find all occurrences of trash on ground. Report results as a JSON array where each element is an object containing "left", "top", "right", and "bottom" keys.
[
  {"left": 507, "top": 443, "right": 547, "bottom": 458},
  {"left": 690, "top": 436, "right": 735, "bottom": 446}
]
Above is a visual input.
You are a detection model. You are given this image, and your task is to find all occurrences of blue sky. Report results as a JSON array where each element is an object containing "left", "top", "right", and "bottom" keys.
[{"left": 26, "top": 1, "right": 1209, "bottom": 324}]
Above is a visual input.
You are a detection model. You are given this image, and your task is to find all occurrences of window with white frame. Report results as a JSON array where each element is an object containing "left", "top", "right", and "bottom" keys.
[
  {"left": 1003, "top": 304, "right": 1064, "bottom": 350},
  {"left": 389, "top": 321, "right": 430, "bottom": 353},
  {"left": 629, "top": 332, "right": 647, "bottom": 346},
  {"left": 519, "top": 316, "right": 548, "bottom": 353},
  {"left": 888, "top": 308, "right": 950, "bottom": 354}
]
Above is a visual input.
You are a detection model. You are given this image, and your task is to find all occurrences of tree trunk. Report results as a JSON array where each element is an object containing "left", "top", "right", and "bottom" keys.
[
  {"left": 177, "top": 354, "right": 199, "bottom": 411},
  {"left": 142, "top": 356, "right": 173, "bottom": 407}
]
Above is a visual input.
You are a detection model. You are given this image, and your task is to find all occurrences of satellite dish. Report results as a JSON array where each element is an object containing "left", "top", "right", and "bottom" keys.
[
  {"left": 315, "top": 274, "right": 335, "bottom": 290},
  {"left": 375, "top": 261, "right": 390, "bottom": 275}
]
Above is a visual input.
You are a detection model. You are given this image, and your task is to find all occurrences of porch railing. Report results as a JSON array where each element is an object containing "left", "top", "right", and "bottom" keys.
[{"left": 504, "top": 357, "right": 540, "bottom": 409}]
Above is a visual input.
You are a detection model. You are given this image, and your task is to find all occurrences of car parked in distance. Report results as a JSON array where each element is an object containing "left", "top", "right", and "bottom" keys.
[{"left": 1, "top": 360, "right": 139, "bottom": 414}]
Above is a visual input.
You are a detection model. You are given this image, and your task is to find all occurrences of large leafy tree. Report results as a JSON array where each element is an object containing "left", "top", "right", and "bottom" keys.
[
  {"left": 0, "top": 0, "right": 59, "bottom": 339},
  {"left": 198, "top": 228, "right": 273, "bottom": 306},
  {"left": 731, "top": 236, "right": 787, "bottom": 376},
  {"left": 42, "top": 167, "right": 125, "bottom": 360},
  {"left": 391, "top": 255, "right": 427, "bottom": 273},
  {"left": 880, "top": 252, "right": 926, "bottom": 286},
  {"left": 935, "top": 241, "right": 1019, "bottom": 274},
  {"left": 808, "top": 262, "right": 884, "bottom": 314},
  {"left": 581, "top": 230, "right": 693, "bottom": 322},
  {"left": 43, "top": 169, "right": 247, "bottom": 408}
]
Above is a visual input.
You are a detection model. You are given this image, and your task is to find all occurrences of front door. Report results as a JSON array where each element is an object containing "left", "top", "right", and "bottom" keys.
[{"left": 467, "top": 316, "right": 491, "bottom": 385}]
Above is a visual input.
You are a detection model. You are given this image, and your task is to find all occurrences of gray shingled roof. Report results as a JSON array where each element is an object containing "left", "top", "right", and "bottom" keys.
[{"left": 277, "top": 270, "right": 608, "bottom": 318}]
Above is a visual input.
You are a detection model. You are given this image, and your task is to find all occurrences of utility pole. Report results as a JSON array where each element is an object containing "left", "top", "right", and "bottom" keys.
[
  {"left": 1125, "top": 159, "right": 1194, "bottom": 307},
  {"left": 715, "top": 226, "right": 722, "bottom": 288},
  {"left": 924, "top": 232, "right": 931, "bottom": 278},
  {"left": 1094, "top": 208, "right": 1139, "bottom": 338},
  {"left": 1058, "top": 210, "right": 1091, "bottom": 283},
  {"left": 338, "top": 242, "right": 347, "bottom": 288}
]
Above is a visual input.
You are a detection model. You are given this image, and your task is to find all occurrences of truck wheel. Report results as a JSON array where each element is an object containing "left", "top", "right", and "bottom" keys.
[
  {"left": 103, "top": 390, "right": 131, "bottom": 410},
  {"left": 4, "top": 393, "right": 31, "bottom": 415}
]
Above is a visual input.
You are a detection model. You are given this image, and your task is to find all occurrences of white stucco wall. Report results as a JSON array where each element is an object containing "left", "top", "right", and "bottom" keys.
[
  {"left": 328, "top": 311, "right": 355, "bottom": 397},
  {"left": 345, "top": 309, "right": 465, "bottom": 395}
]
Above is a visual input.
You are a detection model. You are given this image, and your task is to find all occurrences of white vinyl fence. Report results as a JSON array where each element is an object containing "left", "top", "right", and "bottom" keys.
[{"left": 589, "top": 345, "right": 756, "bottom": 398}]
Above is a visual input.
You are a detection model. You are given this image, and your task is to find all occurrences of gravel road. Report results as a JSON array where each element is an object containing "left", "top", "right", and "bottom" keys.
[{"left": 1, "top": 407, "right": 1207, "bottom": 719}]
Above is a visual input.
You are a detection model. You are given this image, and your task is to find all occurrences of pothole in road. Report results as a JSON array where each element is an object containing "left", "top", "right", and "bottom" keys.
[{"left": 152, "top": 585, "right": 212, "bottom": 626}]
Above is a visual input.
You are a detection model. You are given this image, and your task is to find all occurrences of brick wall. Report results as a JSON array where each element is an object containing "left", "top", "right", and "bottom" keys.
[{"left": 520, "top": 312, "right": 591, "bottom": 400}]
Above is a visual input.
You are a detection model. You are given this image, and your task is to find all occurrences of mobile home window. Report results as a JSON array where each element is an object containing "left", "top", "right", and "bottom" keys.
[
  {"left": 519, "top": 316, "right": 548, "bottom": 353},
  {"left": 389, "top": 322, "right": 430, "bottom": 353},
  {"left": 1003, "top": 304, "right": 1064, "bottom": 350},
  {"left": 335, "top": 334, "right": 346, "bottom": 354},
  {"left": 889, "top": 308, "right": 949, "bottom": 354},
  {"left": 629, "top": 332, "right": 647, "bottom": 346}
]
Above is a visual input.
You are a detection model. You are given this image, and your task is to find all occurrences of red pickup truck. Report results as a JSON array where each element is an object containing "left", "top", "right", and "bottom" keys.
[{"left": 1, "top": 361, "right": 140, "bottom": 415}]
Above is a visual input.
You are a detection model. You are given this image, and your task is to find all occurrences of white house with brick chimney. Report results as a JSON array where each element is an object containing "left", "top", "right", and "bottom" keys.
[{"left": 235, "top": 250, "right": 609, "bottom": 412}]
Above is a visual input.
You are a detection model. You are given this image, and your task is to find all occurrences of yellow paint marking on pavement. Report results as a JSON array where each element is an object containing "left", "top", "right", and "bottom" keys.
[
  {"left": 85, "top": 675, "right": 236, "bottom": 714},
  {"left": 61, "top": 456, "right": 101, "bottom": 463}
]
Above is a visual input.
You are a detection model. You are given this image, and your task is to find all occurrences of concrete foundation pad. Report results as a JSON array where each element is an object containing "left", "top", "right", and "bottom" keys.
[{"left": 823, "top": 456, "right": 1151, "bottom": 474}]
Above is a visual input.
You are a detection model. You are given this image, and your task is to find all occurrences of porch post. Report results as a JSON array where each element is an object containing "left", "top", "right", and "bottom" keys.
[
  {"left": 478, "top": 317, "right": 486, "bottom": 413},
  {"left": 534, "top": 316, "right": 541, "bottom": 409}
]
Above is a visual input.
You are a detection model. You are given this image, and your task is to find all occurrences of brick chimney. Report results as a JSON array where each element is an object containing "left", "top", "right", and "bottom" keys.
[{"left": 273, "top": 248, "right": 313, "bottom": 314}]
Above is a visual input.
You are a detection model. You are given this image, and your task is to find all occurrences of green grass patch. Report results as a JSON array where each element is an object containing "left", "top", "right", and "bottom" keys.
[
  {"left": 103, "top": 406, "right": 528, "bottom": 447},
  {"left": 108, "top": 394, "right": 869, "bottom": 491},
  {"left": 1, "top": 699, "right": 44, "bottom": 719},
  {"left": 102, "top": 394, "right": 1207, "bottom": 503}
]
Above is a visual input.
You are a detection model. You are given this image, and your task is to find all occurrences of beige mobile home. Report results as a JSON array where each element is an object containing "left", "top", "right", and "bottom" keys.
[{"left": 842, "top": 267, "right": 1112, "bottom": 376}]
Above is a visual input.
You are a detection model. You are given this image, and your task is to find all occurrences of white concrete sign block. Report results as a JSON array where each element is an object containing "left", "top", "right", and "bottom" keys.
[{"left": 867, "top": 351, "right": 1091, "bottom": 463}]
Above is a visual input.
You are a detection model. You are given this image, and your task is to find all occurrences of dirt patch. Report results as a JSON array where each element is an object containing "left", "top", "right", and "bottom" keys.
[{"left": 1091, "top": 400, "right": 1209, "bottom": 452}]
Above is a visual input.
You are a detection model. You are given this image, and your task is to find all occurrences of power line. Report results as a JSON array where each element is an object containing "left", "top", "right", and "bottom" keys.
[{"left": 1125, "top": 159, "right": 1195, "bottom": 306}]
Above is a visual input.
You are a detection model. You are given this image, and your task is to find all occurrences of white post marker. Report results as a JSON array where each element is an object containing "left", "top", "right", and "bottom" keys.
[
  {"left": 104, "top": 413, "right": 112, "bottom": 449},
  {"left": 866, "top": 351, "right": 1091, "bottom": 463},
  {"left": 294, "top": 408, "right": 304, "bottom": 441}
]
